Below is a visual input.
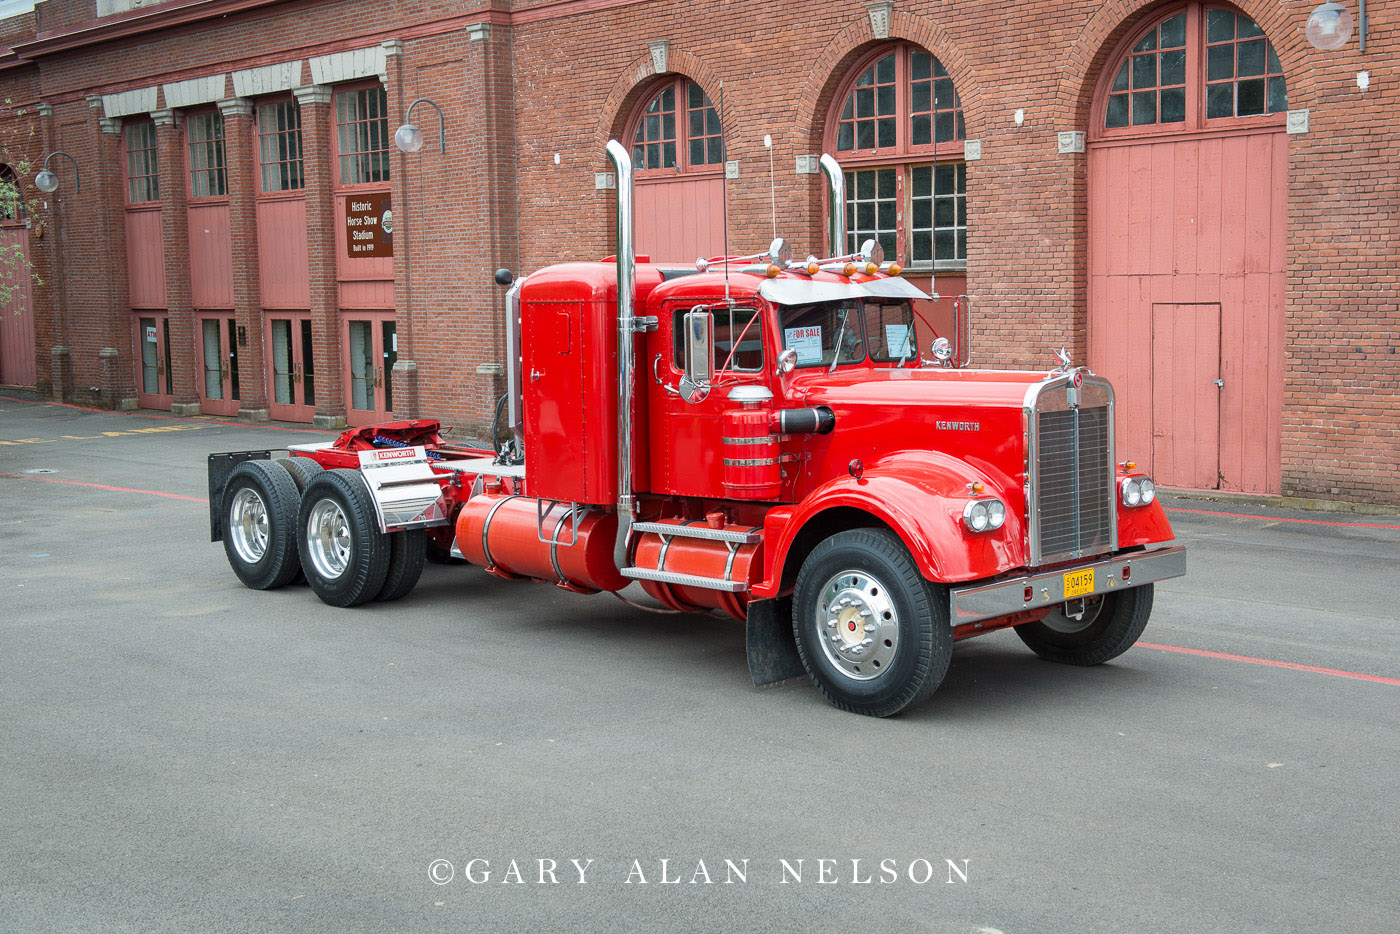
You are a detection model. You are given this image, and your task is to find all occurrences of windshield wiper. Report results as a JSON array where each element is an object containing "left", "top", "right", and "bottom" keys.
[{"left": 829, "top": 307, "right": 850, "bottom": 374}]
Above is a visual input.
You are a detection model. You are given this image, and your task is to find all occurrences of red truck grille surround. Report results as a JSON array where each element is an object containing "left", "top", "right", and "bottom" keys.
[{"left": 1025, "top": 373, "right": 1118, "bottom": 567}]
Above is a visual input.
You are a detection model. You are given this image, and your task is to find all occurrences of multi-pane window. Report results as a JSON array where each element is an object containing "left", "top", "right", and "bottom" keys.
[
  {"left": 258, "top": 101, "right": 304, "bottom": 192},
  {"left": 631, "top": 78, "right": 722, "bottom": 173},
  {"left": 187, "top": 111, "right": 226, "bottom": 198},
  {"left": 1204, "top": 8, "right": 1287, "bottom": 118},
  {"left": 335, "top": 86, "right": 390, "bottom": 185},
  {"left": 125, "top": 120, "right": 159, "bottom": 203},
  {"left": 1101, "top": 4, "right": 1287, "bottom": 132},
  {"left": 831, "top": 43, "right": 967, "bottom": 268},
  {"left": 0, "top": 165, "right": 22, "bottom": 221},
  {"left": 1105, "top": 12, "right": 1188, "bottom": 127}
]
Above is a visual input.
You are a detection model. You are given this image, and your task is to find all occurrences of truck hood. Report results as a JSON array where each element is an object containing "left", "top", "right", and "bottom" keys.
[{"left": 791, "top": 366, "right": 1051, "bottom": 412}]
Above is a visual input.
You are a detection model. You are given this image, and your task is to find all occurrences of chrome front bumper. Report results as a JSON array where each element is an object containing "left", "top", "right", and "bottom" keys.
[{"left": 948, "top": 545, "right": 1186, "bottom": 625}]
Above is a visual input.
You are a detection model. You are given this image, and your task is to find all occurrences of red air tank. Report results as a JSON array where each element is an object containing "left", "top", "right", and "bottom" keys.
[
  {"left": 721, "top": 385, "right": 781, "bottom": 500},
  {"left": 456, "top": 493, "right": 628, "bottom": 593}
]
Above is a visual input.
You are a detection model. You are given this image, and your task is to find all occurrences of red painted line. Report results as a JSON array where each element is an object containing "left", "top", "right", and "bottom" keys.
[
  {"left": 1139, "top": 642, "right": 1400, "bottom": 686},
  {"left": 0, "top": 394, "right": 335, "bottom": 435},
  {"left": 2, "top": 472, "right": 208, "bottom": 503},
  {"left": 1163, "top": 505, "right": 1400, "bottom": 531}
]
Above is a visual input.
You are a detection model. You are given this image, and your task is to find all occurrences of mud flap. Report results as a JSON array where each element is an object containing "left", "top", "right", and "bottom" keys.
[{"left": 746, "top": 596, "right": 806, "bottom": 687}]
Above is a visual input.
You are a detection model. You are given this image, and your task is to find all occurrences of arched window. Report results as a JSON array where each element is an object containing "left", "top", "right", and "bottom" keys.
[
  {"left": 1100, "top": 4, "right": 1286, "bottom": 134},
  {"left": 629, "top": 78, "right": 723, "bottom": 176},
  {"left": 0, "top": 164, "right": 22, "bottom": 222},
  {"left": 827, "top": 43, "right": 966, "bottom": 268}
]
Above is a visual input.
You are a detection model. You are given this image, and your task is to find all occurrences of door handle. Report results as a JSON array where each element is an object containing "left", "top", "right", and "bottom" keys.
[
  {"left": 294, "top": 362, "right": 302, "bottom": 384},
  {"left": 1214, "top": 378, "right": 1224, "bottom": 389},
  {"left": 530, "top": 368, "right": 544, "bottom": 382}
]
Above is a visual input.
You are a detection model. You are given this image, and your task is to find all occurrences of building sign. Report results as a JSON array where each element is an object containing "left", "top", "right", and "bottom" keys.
[{"left": 346, "top": 193, "right": 393, "bottom": 257}]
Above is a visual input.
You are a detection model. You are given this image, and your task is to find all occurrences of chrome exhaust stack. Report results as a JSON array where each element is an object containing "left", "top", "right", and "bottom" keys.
[
  {"left": 819, "top": 153, "right": 846, "bottom": 257},
  {"left": 606, "top": 139, "right": 637, "bottom": 571}
]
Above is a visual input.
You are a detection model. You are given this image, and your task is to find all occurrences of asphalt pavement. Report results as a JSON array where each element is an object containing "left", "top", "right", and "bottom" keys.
[{"left": 2, "top": 393, "right": 1397, "bottom": 933}]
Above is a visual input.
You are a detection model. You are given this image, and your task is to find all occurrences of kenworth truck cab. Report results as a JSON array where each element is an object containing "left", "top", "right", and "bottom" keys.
[{"left": 208, "top": 141, "right": 1184, "bottom": 717}]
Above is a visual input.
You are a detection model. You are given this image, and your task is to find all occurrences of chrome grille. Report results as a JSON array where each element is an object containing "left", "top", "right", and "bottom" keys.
[
  {"left": 1026, "top": 372, "right": 1116, "bottom": 567},
  {"left": 1036, "top": 407, "right": 1111, "bottom": 561}
]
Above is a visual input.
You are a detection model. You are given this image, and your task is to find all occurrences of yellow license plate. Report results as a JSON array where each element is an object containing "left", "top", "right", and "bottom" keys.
[{"left": 1064, "top": 569, "right": 1096, "bottom": 598}]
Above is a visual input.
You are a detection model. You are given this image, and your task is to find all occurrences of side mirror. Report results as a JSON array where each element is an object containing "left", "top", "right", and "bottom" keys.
[
  {"left": 680, "top": 307, "right": 714, "bottom": 402},
  {"left": 953, "top": 294, "right": 971, "bottom": 367}
]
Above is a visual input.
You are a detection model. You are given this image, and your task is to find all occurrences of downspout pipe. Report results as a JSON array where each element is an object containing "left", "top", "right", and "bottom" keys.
[
  {"left": 819, "top": 153, "right": 846, "bottom": 257},
  {"left": 606, "top": 139, "right": 637, "bottom": 571}
]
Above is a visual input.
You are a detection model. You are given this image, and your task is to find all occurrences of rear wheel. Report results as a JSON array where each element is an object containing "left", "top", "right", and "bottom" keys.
[
  {"left": 1014, "top": 585, "right": 1154, "bottom": 666},
  {"left": 793, "top": 529, "right": 952, "bottom": 717},
  {"left": 376, "top": 530, "right": 427, "bottom": 602},
  {"left": 222, "top": 459, "right": 302, "bottom": 590},
  {"left": 297, "top": 469, "right": 390, "bottom": 607}
]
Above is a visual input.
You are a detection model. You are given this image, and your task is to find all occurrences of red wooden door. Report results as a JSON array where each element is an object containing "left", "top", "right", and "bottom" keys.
[
  {"left": 195, "top": 313, "right": 240, "bottom": 417},
  {"left": 266, "top": 313, "right": 316, "bottom": 423},
  {"left": 635, "top": 176, "right": 725, "bottom": 263},
  {"left": 1088, "top": 129, "right": 1285, "bottom": 493},
  {"left": 0, "top": 224, "right": 35, "bottom": 386},
  {"left": 343, "top": 314, "right": 397, "bottom": 426},
  {"left": 134, "top": 314, "right": 173, "bottom": 410},
  {"left": 1151, "top": 303, "right": 1221, "bottom": 489}
]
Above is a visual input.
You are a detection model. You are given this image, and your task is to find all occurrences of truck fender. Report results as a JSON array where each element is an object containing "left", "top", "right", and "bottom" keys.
[{"left": 751, "top": 451, "right": 1026, "bottom": 598}]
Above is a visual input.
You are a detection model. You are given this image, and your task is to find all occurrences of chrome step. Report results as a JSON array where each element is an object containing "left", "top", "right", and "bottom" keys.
[
  {"left": 630, "top": 521, "right": 761, "bottom": 544},
  {"left": 620, "top": 566, "right": 748, "bottom": 593}
]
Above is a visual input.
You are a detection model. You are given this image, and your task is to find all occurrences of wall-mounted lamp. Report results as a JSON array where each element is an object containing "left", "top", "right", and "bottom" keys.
[
  {"left": 1306, "top": 1, "right": 1367, "bottom": 52},
  {"left": 395, "top": 98, "right": 446, "bottom": 154},
  {"left": 34, "top": 150, "right": 80, "bottom": 194}
]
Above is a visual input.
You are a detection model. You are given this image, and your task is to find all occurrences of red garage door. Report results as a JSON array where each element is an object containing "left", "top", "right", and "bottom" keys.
[
  {"left": 1087, "top": 4, "right": 1287, "bottom": 494},
  {"left": 0, "top": 224, "right": 35, "bottom": 387}
]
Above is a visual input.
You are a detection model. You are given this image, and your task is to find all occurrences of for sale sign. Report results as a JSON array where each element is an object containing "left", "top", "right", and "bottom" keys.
[{"left": 346, "top": 193, "right": 393, "bottom": 257}]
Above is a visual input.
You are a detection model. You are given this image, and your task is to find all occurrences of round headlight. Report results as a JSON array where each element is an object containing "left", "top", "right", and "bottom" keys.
[
  {"left": 931, "top": 337, "right": 953, "bottom": 362},
  {"left": 1140, "top": 478, "right": 1155, "bottom": 504},
  {"left": 986, "top": 499, "right": 1006, "bottom": 529},
  {"left": 1123, "top": 477, "right": 1142, "bottom": 506},
  {"left": 967, "top": 500, "right": 989, "bottom": 532}
]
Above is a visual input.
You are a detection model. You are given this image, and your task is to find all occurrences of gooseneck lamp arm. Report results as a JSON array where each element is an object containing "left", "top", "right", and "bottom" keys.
[
  {"left": 36, "top": 150, "right": 81, "bottom": 194},
  {"left": 404, "top": 98, "right": 446, "bottom": 154}
]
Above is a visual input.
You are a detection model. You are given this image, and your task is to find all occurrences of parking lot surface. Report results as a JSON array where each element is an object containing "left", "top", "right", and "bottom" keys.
[{"left": 2, "top": 394, "right": 1397, "bottom": 933}]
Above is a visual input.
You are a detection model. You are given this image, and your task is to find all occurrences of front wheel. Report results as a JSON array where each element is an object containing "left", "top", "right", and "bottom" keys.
[
  {"left": 297, "top": 469, "right": 391, "bottom": 607},
  {"left": 793, "top": 529, "right": 952, "bottom": 717},
  {"left": 1014, "top": 584, "right": 1154, "bottom": 666}
]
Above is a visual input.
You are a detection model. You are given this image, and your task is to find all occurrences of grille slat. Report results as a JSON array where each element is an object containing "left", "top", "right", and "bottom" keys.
[{"left": 1034, "top": 404, "right": 1111, "bottom": 564}]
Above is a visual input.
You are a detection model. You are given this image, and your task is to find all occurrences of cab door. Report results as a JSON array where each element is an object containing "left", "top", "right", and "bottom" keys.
[{"left": 646, "top": 299, "right": 770, "bottom": 498}]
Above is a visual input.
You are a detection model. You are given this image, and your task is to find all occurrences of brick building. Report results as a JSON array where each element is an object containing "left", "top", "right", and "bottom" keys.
[{"left": 0, "top": 0, "right": 1394, "bottom": 505}]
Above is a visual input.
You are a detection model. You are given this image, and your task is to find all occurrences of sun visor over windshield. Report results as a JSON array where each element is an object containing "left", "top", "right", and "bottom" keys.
[{"left": 757, "top": 277, "right": 932, "bottom": 305}]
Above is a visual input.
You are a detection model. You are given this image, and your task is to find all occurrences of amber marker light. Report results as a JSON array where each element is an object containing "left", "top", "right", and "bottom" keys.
[
  {"left": 888, "top": 263, "right": 903, "bottom": 276},
  {"left": 865, "top": 262, "right": 879, "bottom": 275},
  {"left": 843, "top": 263, "right": 857, "bottom": 276},
  {"left": 806, "top": 261, "right": 820, "bottom": 275},
  {"left": 765, "top": 264, "right": 781, "bottom": 278}
]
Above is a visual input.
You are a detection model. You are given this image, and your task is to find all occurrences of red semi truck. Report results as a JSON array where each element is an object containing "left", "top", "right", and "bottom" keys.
[{"left": 208, "top": 141, "right": 1184, "bottom": 717}]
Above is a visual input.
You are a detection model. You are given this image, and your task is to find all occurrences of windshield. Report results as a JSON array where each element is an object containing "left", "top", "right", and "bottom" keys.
[
  {"left": 864, "top": 299, "right": 917, "bottom": 362},
  {"left": 778, "top": 299, "right": 917, "bottom": 368}
]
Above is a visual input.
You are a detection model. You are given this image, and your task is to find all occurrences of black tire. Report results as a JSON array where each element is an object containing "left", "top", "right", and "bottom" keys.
[
  {"left": 376, "top": 529, "right": 427, "bottom": 602},
  {"left": 296, "top": 469, "right": 391, "bottom": 607},
  {"left": 1014, "top": 584, "right": 1154, "bottom": 666},
  {"left": 792, "top": 528, "right": 952, "bottom": 717},
  {"left": 221, "top": 459, "right": 302, "bottom": 591},
  {"left": 279, "top": 455, "right": 324, "bottom": 492}
]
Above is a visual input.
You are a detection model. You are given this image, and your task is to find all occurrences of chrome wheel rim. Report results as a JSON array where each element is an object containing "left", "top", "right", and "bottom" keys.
[
  {"left": 816, "top": 569, "right": 900, "bottom": 681},
  {"left": 228, "top": 487, "right": 269, "bottom": 565},
  {"left": 306, "top": 497, "right": 352, "bottom": 581},
  {"left": 1042, "top": 595, "right": 1106, "bottom": 634}
]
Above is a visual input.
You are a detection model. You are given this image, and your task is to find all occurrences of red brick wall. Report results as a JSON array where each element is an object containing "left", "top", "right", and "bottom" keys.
[{"left": 1, "top": 0, "right": 1395, "bottom": 505}]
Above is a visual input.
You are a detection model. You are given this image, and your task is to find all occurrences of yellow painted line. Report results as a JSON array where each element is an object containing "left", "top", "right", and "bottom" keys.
[{"left": 0, "top": 425, "right": 206, "bottom": 445}]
